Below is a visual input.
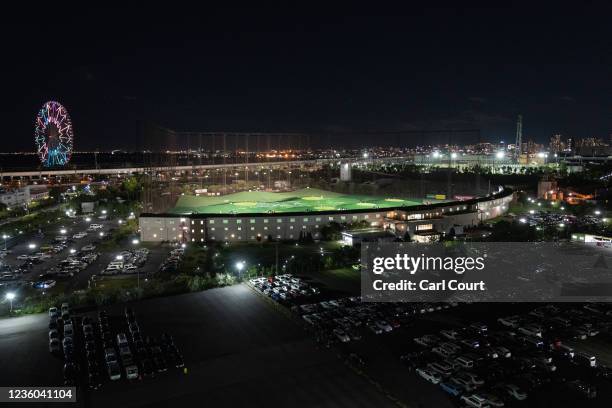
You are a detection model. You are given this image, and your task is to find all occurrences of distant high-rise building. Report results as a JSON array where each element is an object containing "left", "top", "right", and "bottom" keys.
[
  {"left": 549, "top": 134, "right": 565, "bottom": 153},
  {"left": 515, "top": 114, "right": 523, "bottom": 161},
  {"left": 565, "top": 137, "right": 574, "bottom": 152}
]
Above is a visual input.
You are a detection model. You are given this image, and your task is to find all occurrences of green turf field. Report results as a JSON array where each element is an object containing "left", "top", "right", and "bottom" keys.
[{"left": 169, "top": 188, "right": 423, "bottom": 215}]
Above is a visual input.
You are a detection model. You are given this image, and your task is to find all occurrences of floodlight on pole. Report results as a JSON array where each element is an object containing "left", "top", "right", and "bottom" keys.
[{"left": 5, "top": 292, "right": 15, "bottom": 312}]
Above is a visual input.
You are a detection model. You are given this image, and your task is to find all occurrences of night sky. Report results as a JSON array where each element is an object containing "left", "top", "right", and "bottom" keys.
[{"left": 1, "top": 3, "right": 610, "bottom": 152}]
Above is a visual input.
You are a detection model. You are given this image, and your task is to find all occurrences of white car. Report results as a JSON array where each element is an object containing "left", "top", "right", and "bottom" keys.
[
  {"left": 17, "top": 254, "right": 30, "bottom": 260},
  {"left": 416, "top": 368, "right": 441, "bottom": 384},
  {"left": 123, "top": 264, "right": 138, "bottom": 272},
  {"left": 461, "top": 394, "right": 489, "bottom": 408}
]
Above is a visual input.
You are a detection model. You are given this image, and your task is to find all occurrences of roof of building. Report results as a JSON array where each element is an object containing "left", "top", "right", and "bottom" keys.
[{"left": 169, "top": 188, "right": 424, "bottom": 215}]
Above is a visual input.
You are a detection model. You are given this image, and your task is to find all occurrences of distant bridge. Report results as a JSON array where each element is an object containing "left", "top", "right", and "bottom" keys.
[{"left": 0, "top": 157, "right": 410, "bottom": 180}]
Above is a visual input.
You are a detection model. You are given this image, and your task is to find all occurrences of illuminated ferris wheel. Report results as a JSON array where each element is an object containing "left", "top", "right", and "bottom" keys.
[{"left": 34, "top": 101, "right": 74, "bottom": 167}]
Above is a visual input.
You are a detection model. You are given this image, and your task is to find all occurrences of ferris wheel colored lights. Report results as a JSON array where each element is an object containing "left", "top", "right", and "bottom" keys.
[{"left": 34, "top": 101, "right": 74, "bottom": 167}]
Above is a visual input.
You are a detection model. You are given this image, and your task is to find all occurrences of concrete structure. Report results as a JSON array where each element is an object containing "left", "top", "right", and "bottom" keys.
[
  {"left": 139, "top": 188, "right": 513, "bottom": 243},
  {"left": 341, "top": 229, "right": 396, "bottom": 246},
  {"left": 0, "top": 186, "right": 49, "bottom": 207}
]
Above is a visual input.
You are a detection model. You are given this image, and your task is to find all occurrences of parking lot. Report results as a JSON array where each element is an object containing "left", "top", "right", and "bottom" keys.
[
  {"left": 0, "top": 216, "right": 169, "bottom": 309},
  {"left": 0, "top": 285, "right": 397, "bottom": 407},
  {"left": 249, "top": 269, "right": 612, "bottom": 407}
]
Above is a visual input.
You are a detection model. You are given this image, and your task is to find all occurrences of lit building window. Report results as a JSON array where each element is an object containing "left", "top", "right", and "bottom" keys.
[{"left": 209, "top": 220, "right": 215, "bottom": 224}]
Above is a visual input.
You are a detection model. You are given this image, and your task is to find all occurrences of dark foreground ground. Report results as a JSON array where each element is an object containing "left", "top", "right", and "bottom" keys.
[{"left": 0, "top": 285, "right": 396, "bottom": 408}]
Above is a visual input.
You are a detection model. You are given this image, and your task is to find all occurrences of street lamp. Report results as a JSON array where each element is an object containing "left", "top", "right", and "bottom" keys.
[
  {"left": 5, "top": 292, "right": 15, "bottom": 313},
  {"left": 60, "top": 229, "right": 67, "bottom": 235},
  {"left": 132, "top": 239, "right": 139, "bottom": 245},
  {"left": 2, "top": 234, "right": 8, "bottom": 251},
  {"left": 28, "top": 243, "right": 36, "bottom": 250},
  {"left": 70, "top": 249, "right": 76, "bottom": 254},
  {"left": 99, "top": 232, "right": 105, "bottom": 238},
  {"left": 236, "top": 261, "right": 245, "bottom": 279}
]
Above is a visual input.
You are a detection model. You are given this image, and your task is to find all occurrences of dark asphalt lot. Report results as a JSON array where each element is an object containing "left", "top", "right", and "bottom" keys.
[{"left": 0, "top": 285, "right": 396, "bottom": 408}]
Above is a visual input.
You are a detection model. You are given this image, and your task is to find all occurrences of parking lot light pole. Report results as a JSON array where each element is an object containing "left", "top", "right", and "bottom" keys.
[
  {"left": 133, "top": 239, "right": 141, "bottom": 289},
  {"left": 236, "top": 261, "right": 245, "bottom": 281},
  {"left": 6, "top": 292, "right": 15, "bottom": 313},
  {"left": 2, "top": 234, "right": 8, "bottom": 250}
]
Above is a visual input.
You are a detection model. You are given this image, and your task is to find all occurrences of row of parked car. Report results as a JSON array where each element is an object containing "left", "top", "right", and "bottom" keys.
[
  {"left": 49, "top": 304, "right": 184, "bottom": 388},
  {"left": 294, "top": 296, "right": 459, "bottom": 346},
  {"left": 406, "top": 303, "right": 612, "bottom": 406},
  {"left": 102, "top": 248, "right": 149, "bottom": 275},
  {"left": 250, "top": 274, "right": 320, "bottom": 303},
  {"left": 158, "top": 247, "right": 184, "bottom": 273}
]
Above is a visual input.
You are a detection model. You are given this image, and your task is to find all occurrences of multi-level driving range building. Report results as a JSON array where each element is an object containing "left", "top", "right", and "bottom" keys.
[{"left": 138, "top": 187, "right": 513, "bottom": 243}]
